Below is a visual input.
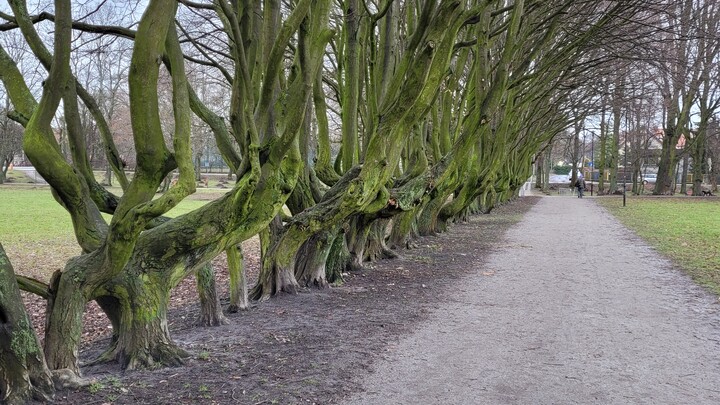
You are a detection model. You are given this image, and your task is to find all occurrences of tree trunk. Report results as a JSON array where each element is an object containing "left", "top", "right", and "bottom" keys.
[
  {"left": 294, "top": 229, "right": 335, "bottom": 288},
  {"left": 680, "top": 152, "right": 689, "bottom": 195},
  {"left": 654, "top": 124, "right": 678, "bottom": 195},
  {"left": 632, "top": 167, "right": 641, "bottom": 195},
  {"left": 0, "top": 244, "right": 54, "bottom": 404},
  {"left": 104, "top": 165, "right": 113, "bottom": 187},
  {"left": 325, "top": 230, "right": 350, "bottom": 284},
  {"left": 195, "top": 154, "right": 202, "bottom": 181},
  {"left": 196, "top": 263, "right": 228, "bottom": 326},
  {"left": 542, "top": 147, "right": 551, "bottom": 193},
  {"left": 43, "top": 270, "right": 85, "bottom": 374},
  {"left": 251, "top": 216, "right": 299, "bottom": 300},
  {"left": 417, "top": 195, "right": 445, "bottom": 236},
  {"left": 534, "top": 153, "right": 543, "bottom": 189},
  {"left": 103, "top": 276, "right": 189, "bottom": 370},
  {"left": 363, "top": 219, "right": 397, "bottom": 262},
  {"left": 692, "top": 130, "right": 707, "bottom": 196},
  {"left": 598, "top": 117, "right": 608, "bottom": 194},
  {"left": 388, "top": 209, "right": 418, "bottom": 250},
  {"left": 0, "top": 159, "right": 8, "bottom": 184},
  {"left": 609, "top": 84, "right": 622, "bottom": 194},
  {"left": 710, "top": 147, "right": 719, "bottom": 192},
  {"left": 346, "top": 215, "right": 372, "bottom": 272},
  {"left": 480, "top": 187, "right": 498, "bottom": 214},
  {"left": 226, "top": 245, "right": 248, "bottom": 313},
  {"left": 341, "top": 0, "right": 360, "bottom": 172},
  {"left": 251, "top": 250, "right": 299, "bottom": 300}
]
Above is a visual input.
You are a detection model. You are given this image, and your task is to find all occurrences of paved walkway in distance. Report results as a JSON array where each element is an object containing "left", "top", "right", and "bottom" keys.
[{"left": 342, "top": 196, "right": 720, "bottom": 405}]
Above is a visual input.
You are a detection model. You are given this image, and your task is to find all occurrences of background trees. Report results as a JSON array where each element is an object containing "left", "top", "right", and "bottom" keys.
[
  {"left": 543, "top": 0, "right": 720, "bottom": 196},
  {"left": 0, "top": 101, "right": 23, "bottom": 183}
]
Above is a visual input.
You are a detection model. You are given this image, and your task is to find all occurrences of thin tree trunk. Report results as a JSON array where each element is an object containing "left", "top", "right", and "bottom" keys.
[
  {"left": 196, "top": 263, "right": 228, "bottom": 326},
  {"left": 104, "top": 165, "right": 112, "bottom": 186},
  {"left": 609, "top": 81, "right": 622, "bottom": 194},
  {"left": 534, "top": 154, "right": 543, "bottom": 189},
  {"left": 226, "top": 245, "right": 248, "bottom": 313},
  {"left": 543, "top": 147, "right": 551, "bottom": 193},
  {"left": 692, "top": 128, "right": 707, "bottom": 196},
  {"left": 680, "top": 152, "right": 689, "bottom": 195}
]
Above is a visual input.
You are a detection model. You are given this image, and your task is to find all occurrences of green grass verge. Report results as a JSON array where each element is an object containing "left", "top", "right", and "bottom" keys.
[
  {"left": 0, "top": 188, "right": 75, "bottom": 242},
  {"left": 0, "top": 186, "right": 213, "bottom": 279},
  {"left": 598, "top": 197, "right": 720, "bottom": 295}
]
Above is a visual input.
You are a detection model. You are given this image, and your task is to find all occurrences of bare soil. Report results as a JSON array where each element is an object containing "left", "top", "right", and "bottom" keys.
[{"left": 22, "top": 197, "right": 537, "bottom": 405}]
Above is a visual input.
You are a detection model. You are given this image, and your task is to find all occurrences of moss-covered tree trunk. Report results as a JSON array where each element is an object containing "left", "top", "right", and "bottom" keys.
[
  {"left": 1, "top": 0, "right": 317, "bottom": 374},
  {"left": 253, "top": 215, "right": 300, "bottom": 300},
  {"left": 0, "top": 244, "right": 54, "bottom": 404},
  {"left": 226, "top": 245, "right": 249, "bottom": 312},
  {"left": 294, "top": 229, "right": 337, "bottom": 288},
  {"left": 196, "top": 263, "right": 228, "bottom": 326},
  {"left": 388, "top": 209, "right": 418, "bottom": 250},
  {"left": 325, "top": 230, "right": 350, "bottom": 283},
  {"left": 96, "top": 274, "right": 188, "bottom": 370},
  {"left": 43, "top": 268, "right": 85, "bottom": 374},
  {"left": 345, "top": 215, "right": 373, "bottom": 271},
  {"left": 417, "top": 195, "right": 446, "bottom": 236},
  {"left": 340, "top": 0, "right": 360, "bottom": 172},
  {"left": 363, "top": 219, "right": 397, "bottom": 261}
]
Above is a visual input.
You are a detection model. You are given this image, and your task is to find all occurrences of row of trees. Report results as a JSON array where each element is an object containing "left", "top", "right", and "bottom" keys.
[{"left": 1, "top": 0, "right": 654, "bottom": 402}]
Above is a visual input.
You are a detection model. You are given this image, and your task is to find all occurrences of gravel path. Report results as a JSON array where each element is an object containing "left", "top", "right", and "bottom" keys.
[{"left": 342, "top": 196, "right": 720, "bottom": 405}]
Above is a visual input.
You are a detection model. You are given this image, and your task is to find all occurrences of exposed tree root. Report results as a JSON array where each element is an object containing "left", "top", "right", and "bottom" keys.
[{"left": 86, "top": 337, "right": 189, "bottom": 371}]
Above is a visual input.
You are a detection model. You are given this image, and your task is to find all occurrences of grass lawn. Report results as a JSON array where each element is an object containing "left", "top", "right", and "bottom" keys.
[
  {"left": 3, "top": 170, "right": 33, "bottom": 183},
  {"left": 0, "top": 186, "right": 214, "bottom": 281},
  {"left": 598, "top": 197, "right": 720, "bottom": 295}
]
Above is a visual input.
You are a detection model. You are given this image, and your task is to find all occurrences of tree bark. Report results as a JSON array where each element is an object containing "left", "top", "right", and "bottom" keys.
[
  {"left": 388, "top": 209, "right": 418, "bottom": 250},
  {"left": 196, "top": 263, "right": 228, "bottom": 326},
  {"left": 680, "top": 152, "right": 689, "bottom": 195},
  {"left": 226, "top": 245, "right": 248, "bottom": 313},
  {"left": 294, "top": 229, "right": 336, "bottom": 288},
  {"left": 363, "top": 219, "right": 397, "bottom": 262},
  {"left": 43, "top": 267, "right": 85, "bottom": 374},
  {"left": 96, "top": 274, "right": 189, "bottom": 370},
  {"left": 346, "top": 215, "right": 373, "bottom": 271},
  {"left": 325, "top": 230, "right": 350, "bottom": 284},
  {"left": 0, "top": 243, "right": 54, "bottom": 404}
]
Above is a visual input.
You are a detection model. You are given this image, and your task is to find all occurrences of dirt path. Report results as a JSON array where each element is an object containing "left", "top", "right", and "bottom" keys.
[{"left": 342, "top": 196, "right": 720, "bottom": 404}]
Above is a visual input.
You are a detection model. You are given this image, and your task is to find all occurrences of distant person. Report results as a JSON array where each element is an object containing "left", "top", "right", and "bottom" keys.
[{"left": 575, "top": 173, "right": 586, "bottom": 198}]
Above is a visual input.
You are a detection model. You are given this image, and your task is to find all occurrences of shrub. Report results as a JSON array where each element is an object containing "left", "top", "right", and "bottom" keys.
[{"left": 552, "top": 165, "right": 571, "bottom": 175}]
